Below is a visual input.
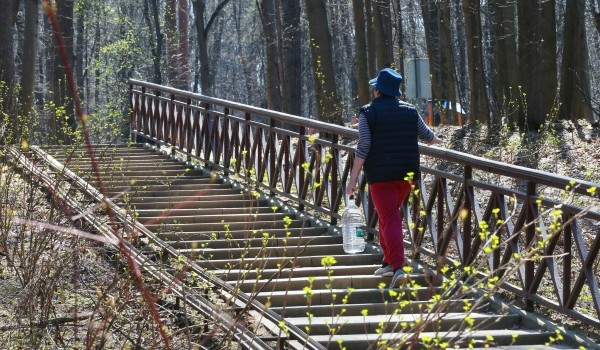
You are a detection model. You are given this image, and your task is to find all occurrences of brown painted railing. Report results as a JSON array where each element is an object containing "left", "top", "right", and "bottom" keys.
[{"left": 129, "top": 79, "right": 600, "bottom": 329}]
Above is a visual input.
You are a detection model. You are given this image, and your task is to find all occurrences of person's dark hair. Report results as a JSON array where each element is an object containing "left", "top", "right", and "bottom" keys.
[{"left": 373, "top": 87, "right": 393, "bottom": 98}]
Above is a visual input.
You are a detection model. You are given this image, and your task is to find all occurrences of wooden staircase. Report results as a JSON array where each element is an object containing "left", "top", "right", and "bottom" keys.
[{"left": 36, "top": 143, "right": 589, "bottom": 350}]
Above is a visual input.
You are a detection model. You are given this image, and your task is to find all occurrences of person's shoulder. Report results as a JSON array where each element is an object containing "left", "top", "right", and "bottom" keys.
[
  {"left": 397, "top": 100, "right": 417, "bottom": 111},
  {"left": 359, "top": 103, "right": 374, "bottom": 115}
]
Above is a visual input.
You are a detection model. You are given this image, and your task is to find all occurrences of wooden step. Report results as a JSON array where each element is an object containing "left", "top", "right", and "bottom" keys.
[
  {"left": 156, "top": 227, "right": 328, "bottom": 241},
  {"left": 290, "top": 329, "right": 558, "bottom": 350}
]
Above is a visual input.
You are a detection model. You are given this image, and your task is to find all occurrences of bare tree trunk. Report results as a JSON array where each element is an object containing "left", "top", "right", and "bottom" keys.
[
  {"left": 372, "top": 0, "right": 393, "bottom": 69},
  {"left": 559, "top": 0, "right": 593, "bottom": 121},
  {"left": 452, "top": 0, "right": 468, "bottom": 107},
  {"left": 233, "top": 0, "right": 252, "bottom": 104},
  {"left": 233, "top": 0, "right": 252, "bottom": 103},
  {"left": 541, "top": 0, "right": 558, "bottom": 120},
  {"left": 192, "top": 0, "right": 231, "bottom": 95},
  {"left": 19, "top": 0, "right": 40, "bottom": 145},
  {"left": 165, "top": 0, "right": 178, "bottom": 87},
  {"left": 275, "top": 0, "right": 285, "bottom": 110},
  {"left": 0, "top": 0, "right": 17, "bottom": 144},
  {"left": 304, "top": 0, "right": 342, "bottom": 125},
  {"left": 394, "top": 0, "right": 406, "bottom": 96},
  {"left": 353, "top": 0, "right": 370, "bottom": 106},
  {"left": 438, "top": 0, "right": 457, "bottom": 124},
  {"left": 281, "top": 0, "right": 302, "bottom": 115},
  {"left": 420, "top": 0, "right": 441, "bottom": 110},
  {"left": 50, "top": 0, "right": 77, "bottom": 144},
  {"left": 517, "top": 0, "right": 544, "bottom": 130},
  {"left": 194, "top": 0, "right": 211, "bottom": 94},
  {"left": 178, "top": 0, "right": 190, "bottom": 89},
  {"left": 75, "top": 0, "right": 84, "bottom": 105},
  {"left": 258, "top": 0, "right": 282, "bottom": 111},
  {"left": 143, "top": 0, "right": 163, "bottom": 84},
  {"left": 209, "top": 16, "right": 224, "bottom": 89},
  {"left": 462, "top": 0, "right": 490, "bottom": 125},
  {"left": 365, "top": 0, "right": 376, "bottom": 78},
  {"left": 493, "top": 0, "right": 518, "bottom": 127},
  {"left": 594, "top": 0, "right": 600, "bottom": 33}
]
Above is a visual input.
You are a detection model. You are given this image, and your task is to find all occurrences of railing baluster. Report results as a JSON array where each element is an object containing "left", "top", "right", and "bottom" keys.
[
  {"left": 129, "top": 84, "right": 135, "bottom": 142},
  {"left": 268, "top": 118, "right": 277, "bottom": 196},
  {"left": 222, "top": 107, "right": 231, "bottom": 174},
  {"left": 330, "top": 134, "right": 339, "bottom": 225},
  {"left": 463, "top": 166, "right": 473, "bottom": 266},
  {"left": 242, "top": 112, "right": 251, "bottom": 177},
  {"left": 297, "top": 126, "right": 306, "bottom": 211},
  {"left": 525, "top": 181, "right": 537, "bottom": 310},
  {"left": 564, "top": 212, "right": 572, "bottom": 306}
]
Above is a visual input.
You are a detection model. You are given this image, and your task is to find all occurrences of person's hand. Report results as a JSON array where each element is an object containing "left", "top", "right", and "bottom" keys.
[
  {"left": 347, "top": 177, "right": 357, "bottom": 196},
  {"left": 428, "top": 136, "right": 443, "bottom": 146}
]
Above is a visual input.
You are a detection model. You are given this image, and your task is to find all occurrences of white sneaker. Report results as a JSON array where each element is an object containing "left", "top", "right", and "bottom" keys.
[
  {"left": 389, "top": 268, "right": 406, "bottom": 288},
  {"left": 374, "top": 265, "right": 393, "bottom": 277}
]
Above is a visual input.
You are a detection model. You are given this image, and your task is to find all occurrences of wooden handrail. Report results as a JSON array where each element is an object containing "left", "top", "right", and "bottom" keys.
[{"left": 128, "top": 79, "right": 600, "bottom": 329}]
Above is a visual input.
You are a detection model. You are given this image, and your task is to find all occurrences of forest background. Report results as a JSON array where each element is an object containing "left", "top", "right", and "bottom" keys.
[{"left": 0, "top": 0, "right": 600, "bottom": 147}]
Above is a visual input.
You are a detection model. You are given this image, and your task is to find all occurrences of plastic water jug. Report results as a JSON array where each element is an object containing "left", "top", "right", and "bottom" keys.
[{"left": 342, "top": 197, "right": 366, "bottom": 253}]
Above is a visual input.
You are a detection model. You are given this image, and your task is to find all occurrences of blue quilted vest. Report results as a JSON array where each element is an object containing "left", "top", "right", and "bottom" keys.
[{"left": 362, "top": 96, "right": 420, "bottom": 184}]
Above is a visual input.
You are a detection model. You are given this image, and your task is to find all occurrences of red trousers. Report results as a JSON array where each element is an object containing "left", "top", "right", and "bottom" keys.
[{"left": 369, "top": 180, "right": 412, "bottom": 270}]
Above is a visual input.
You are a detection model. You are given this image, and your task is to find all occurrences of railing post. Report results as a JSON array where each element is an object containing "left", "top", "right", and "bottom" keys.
[
  {"left": 268, "top": 117, "right": 277, "bottom": 197},
  {"left": 203, "top": 102, "right": 212, "bottom": 164},
  {"left": 185, "top": 98, "right": 192, "bottom": 161},
  {"left": 129, "top": 84, "right": 135, "bottom": 142},
  {"left": 243, "top": 112, "right": 252, "bottom": 178},
  {"left": 297, "top": 126, "right": 306, "bottom": 212},
  {"left": 409, "top": 179, "right": 422, "bottom": 257},
  {"left": 463, "top": 166, "right": 473, "bottom": 265},
  {"left": 330, "top": 133, "right": 339, "bottom": 226},
  {"left": 221, "top": 107, "right": 231, "bottom": 174},
  {"left": 563, "top": 212, "right": 572, "bottom": 307},
  {"left": 154, "top": 90, "right": 161, "bottom": 143},
  {"left": 169, "top": 94, "right": 176, "bottom": 154},
  {"left": 437, "top": 177, "right": 445, "bottom": 256},
  {"left": 525, "top": 181, "right": 537, "bottom": 311}
]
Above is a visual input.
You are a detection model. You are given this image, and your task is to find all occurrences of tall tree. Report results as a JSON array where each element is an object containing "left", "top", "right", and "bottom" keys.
[
  {"left": 49, "top": 0, "right": 77, "bottom": 144},
  {"left": 192, "top": 0, "right": 231, "bottom": 95},
  {"left": 143, "top": 0, "right": 163, "bottom": 84},
  {"left": 179, "top": 0, "right": 190, "bottom": 89},
  {"left": 232, "top": 0, "right": 252, "bottom": 102},
  {"left": 0, "top": 0, "right": 18, "bottom": 144},
  {"left": 517, "top": 0, "right": 544, "bottom": 130},
  {"left": 493, "top": 0, "right": 519, "bottom": 126},
  {"left": 394, "top": 0, "right": 405, "bottom": 96},
  {"left": 258, "top": 0, "right": 282, "bottom": 111},
  {"left": 74, "top": 0, "right": 85, "bottom": 102},
  {"left": 540, "top": 0, "right": 558, "bottom": 120},
  {"left": 304, "top": 0, "right": 342, "bottom": 125},
  {"left": 594, "top": 0, "right": 600, "bottom": 34},
  {"left": 463, "top": 0, "right": 490, "bottom": 125},
  {"left": 353, "top": 0, "right": 370, "bottom": 106},
  {"left": 365, "top": 0, "right": 376, "bottom": 78},
  {"left": 165, "top": 0, "right": 179, "bottom": 87},
  {"left": 19, "top": 0, "right": 40, "bottom": 144},
  {"left": 281, "top": 0, "right": 302, "bottom": 115},
  {"left": 452, "top": 0, "right": 468, "bottom": 105},
  {"left": 372, "top": 0, "right": 393, "bottom": 69},
  {"left": 420, "top": 0, "right": 442, "bottom": 115},
  {"left": 558, "top": 0, "right": 593, "bottom": 121},
  {"left": 438, "top": 0, "right": 458, "bottom": 124}
]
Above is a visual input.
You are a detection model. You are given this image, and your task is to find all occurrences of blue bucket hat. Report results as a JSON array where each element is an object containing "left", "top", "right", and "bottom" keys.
[{"left": 369, "top": 68, "right": 402, "bottom": 97}]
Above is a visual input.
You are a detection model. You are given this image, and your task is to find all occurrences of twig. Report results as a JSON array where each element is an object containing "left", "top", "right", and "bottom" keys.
[{"left": 0, "top": 312, "right": 95, "bottom": 332}]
